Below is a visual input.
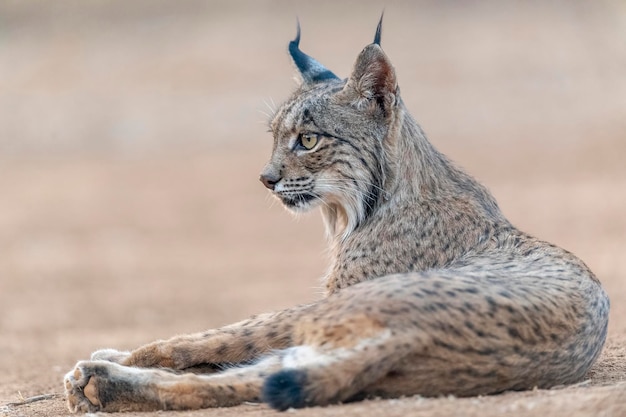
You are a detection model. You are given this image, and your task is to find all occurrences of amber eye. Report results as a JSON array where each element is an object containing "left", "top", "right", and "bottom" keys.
[{"left": 299, "top": 133, "right": 319, "bottom": 150}]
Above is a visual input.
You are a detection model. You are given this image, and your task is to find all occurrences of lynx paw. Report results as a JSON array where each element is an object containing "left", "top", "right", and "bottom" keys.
[
  {"left": 65, "top": 360, "right": 164, "bottom": 413},
  {"left": 64, "top": 361, "right": 107, "bottom": 413},
  {"left": 91, "top": 348, "right": 131, "bottom": 363}
]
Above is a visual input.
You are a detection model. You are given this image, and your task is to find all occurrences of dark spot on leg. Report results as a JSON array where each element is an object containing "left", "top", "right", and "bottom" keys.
[
  {"left": 508, "top": 327, "right": 522, "bottom": 340},
  {"left": 216, "top": 344, "right": 228, "bottom": 356}
]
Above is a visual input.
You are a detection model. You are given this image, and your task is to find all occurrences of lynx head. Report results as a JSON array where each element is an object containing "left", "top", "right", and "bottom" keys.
[{"left": 261, "top": 16, "right": 402, "bottom": 238}]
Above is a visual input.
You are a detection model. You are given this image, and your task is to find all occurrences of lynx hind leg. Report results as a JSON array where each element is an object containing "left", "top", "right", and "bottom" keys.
[{"left": 65, "top": 356, "right": 284, "bottom": 413}]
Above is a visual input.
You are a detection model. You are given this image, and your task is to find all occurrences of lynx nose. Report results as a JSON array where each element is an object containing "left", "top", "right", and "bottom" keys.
[{"left": 259, "top": 173, "right": 281, "bottom": 190}]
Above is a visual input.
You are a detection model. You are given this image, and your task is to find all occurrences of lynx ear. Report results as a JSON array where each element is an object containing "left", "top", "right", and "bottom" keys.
[
  {"left": 340, "top": 44, "right": 398, "bottom": 112},
  {"left": 289, "top": 20, "right": 339, "bottom": 85},
  {"left": 339, "top": 15, "right": 398, "bottom": 112}
]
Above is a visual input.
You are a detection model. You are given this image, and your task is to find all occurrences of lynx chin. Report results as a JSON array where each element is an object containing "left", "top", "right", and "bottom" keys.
[{"left": 65, "top": 16, "right": 609, "bottom": 413}]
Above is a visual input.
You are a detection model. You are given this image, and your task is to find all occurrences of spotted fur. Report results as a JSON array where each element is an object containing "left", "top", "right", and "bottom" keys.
[{"left": 65, "top": 19, "right": 609, "bottom": 413}]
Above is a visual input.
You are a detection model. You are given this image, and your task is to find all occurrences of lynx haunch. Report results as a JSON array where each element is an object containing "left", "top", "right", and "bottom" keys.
[{"left": 65, "top": 17, "right": 609, "bottom": 412}]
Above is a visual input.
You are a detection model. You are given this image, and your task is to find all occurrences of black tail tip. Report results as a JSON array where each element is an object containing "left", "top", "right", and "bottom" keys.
[{"left": 262, "top": 369, "right": 308, "bottom": 411}]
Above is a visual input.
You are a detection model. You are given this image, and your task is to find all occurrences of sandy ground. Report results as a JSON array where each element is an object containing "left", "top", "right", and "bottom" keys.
[{"left": 1, "top": 1, "right": 626, "bottom": 416}]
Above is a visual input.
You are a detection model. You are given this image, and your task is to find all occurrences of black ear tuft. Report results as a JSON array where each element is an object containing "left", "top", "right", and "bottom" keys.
[
  {"left": 288, "top": 19, "right": 339, "bottom": 85},
  {"left": 336, "top": 13, "right": 397, "bottom": 113},
  {"left": 262, "top": 369, "right": 308, "bottom": 411},
  {"left": 373, "top": 12, "right": 384, "bottom": 46}
]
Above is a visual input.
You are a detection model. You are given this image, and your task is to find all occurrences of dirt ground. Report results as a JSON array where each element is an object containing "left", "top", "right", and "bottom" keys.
[{"left": 1, "top": 1, "right": 625, "bottom": 416}]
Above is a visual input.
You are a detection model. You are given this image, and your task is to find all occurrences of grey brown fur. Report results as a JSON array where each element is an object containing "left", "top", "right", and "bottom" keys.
[{"left": 64, "top": 20, "right": 609, "bottom": 413}]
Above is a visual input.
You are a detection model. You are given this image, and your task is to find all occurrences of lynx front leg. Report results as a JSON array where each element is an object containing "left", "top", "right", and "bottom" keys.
[
  {"left": 65, "top": 357, "right": 282, "bottom": 413},
  {"left": 93, "top": 304, "right": 313, "bottom": 370}
]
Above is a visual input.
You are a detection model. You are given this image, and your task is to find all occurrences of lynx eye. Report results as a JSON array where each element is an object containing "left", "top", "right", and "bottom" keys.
[{"left": 298, "top": 133, "right": 319, "bottom": 151}]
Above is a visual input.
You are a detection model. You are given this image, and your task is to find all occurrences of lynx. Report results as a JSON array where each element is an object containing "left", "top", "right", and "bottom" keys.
[{"left": 65, "top": 17, "right": 609, "bottom": 413}]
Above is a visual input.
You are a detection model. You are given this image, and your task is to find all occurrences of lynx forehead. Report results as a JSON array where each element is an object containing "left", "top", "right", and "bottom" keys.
[{"left": 65, "top": 16, "right": 609, "bottom": 413}]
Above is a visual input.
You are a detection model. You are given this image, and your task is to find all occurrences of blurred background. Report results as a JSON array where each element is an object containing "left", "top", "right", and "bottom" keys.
[{"left": 0, "top": 0, "right": 625, "bottom": 411}]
